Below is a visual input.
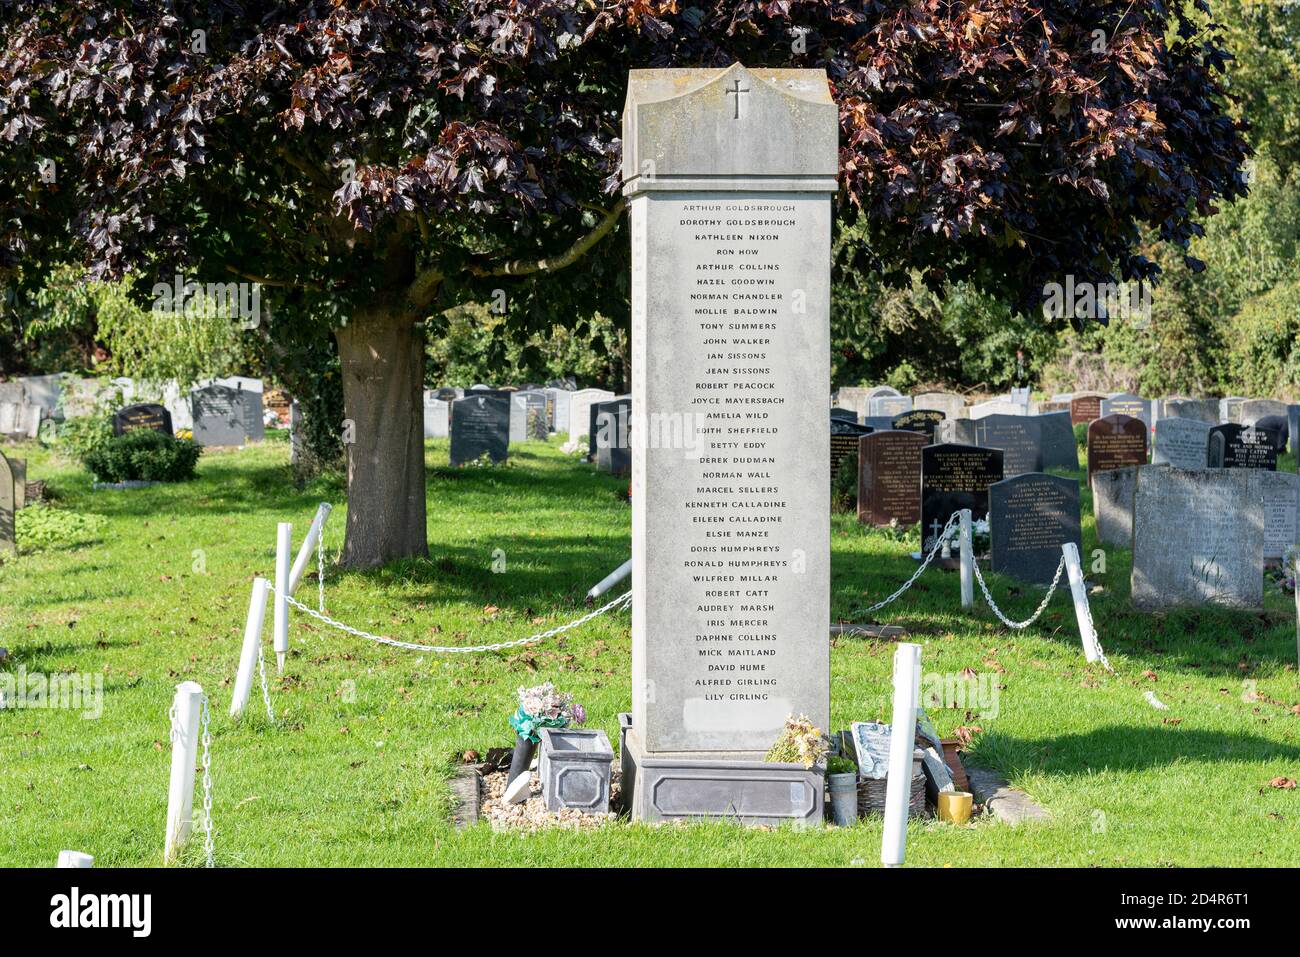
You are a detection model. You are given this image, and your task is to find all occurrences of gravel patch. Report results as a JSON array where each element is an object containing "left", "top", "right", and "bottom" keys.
[{"left": 481, "top": 768, "right": 621, "bottom": 831}]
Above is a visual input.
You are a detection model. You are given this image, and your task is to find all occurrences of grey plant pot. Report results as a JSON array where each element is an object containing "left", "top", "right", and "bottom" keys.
[{"left": 827, "top": 772, "right": 859, "bottom": 826}]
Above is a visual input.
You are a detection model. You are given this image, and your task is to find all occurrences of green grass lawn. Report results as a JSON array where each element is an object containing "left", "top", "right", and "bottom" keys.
[{"left": 1, "top": 433, "right": 1298, "bottom": 867}]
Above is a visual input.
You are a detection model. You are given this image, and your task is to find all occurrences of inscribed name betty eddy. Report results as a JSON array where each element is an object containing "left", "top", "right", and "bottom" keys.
[{"left": 626, "top": 65, "right": 837, "bottom": 753}]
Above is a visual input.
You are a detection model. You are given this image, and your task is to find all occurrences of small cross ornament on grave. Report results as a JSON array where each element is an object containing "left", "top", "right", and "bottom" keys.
[{"left": 726, "top": 77, "right": 750, "bottom": 119}]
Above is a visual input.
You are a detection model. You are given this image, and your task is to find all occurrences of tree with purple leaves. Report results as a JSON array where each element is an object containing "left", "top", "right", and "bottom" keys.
[{"left": 0, "top": 1, "right": 1249, "bottom": 565}]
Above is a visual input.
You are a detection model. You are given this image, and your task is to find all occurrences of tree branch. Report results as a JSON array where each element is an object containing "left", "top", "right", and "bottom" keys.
[
  {"left": 466, "top": 198, "right": 627, "bottom": 278},
  {"left": 224, "top": 264, "right": 321, "bottom": 290}
]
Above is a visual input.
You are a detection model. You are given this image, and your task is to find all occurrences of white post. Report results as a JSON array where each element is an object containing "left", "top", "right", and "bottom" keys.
[
  {"left": 881, "top": 642, "right": 922, "bottom": 868},
  {"left": 587, "top": 558, "right": 632, "bottom": 600},
  {"left": 1293, "top": 552, "right": 1299, "bottom": 671},
  {"left": 57, "top": 850, "right": 94, "bottom": 868},
  {"left": 288, "top": 503, "right": 332, "bottom": 596},
  {"left": 274, "top": 522, "right": 291, "bottom": 673},
  {"left": 1062, "top": 542, "right": 1100, "bottom": 663},
  {"left": 230, "top": 578, "right": 270, "bottom": 718},
  {"left": 959, "top": 509, "right": 974, "bottom": 608},
  {"left": 164, "top": 681, "right": 204, "bottom": 864}
]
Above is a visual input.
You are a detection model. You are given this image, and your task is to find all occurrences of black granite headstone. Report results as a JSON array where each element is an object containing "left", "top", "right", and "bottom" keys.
[
  {"left": 920, "top": 443, "right": 1005, "bottom": 554},
  {"left": 112, "top": 403, "right": 173, "bottom": 437},
  {"left": 191, "top": 385, "right": 246, "bottom": 446},
  {"left": 1038, "top": 410, "right": 1079, "bottom": 470},
  {"left": 1207, "top": 423, "right": 1278, "bottom": 470},
  {"left": 989, "top": 473, "right": 1082, "bottom": 585},
  {"left": 891, "top": 409, "right": 945, "bottom": 442},
  {"left": 831, "top": 418, "right": 872, "bottom": 481},
  {"left": 595, "top": 399, "right": 632, "bottom": 475},
  {"left": 449, "top": 394, "right": 510, "bottom": 465},
  {"left": 972, "top": 414, "right": 1043, "bottom": 476}
]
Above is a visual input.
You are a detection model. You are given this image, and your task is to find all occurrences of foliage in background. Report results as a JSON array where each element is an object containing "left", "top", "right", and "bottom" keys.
[
  {"left": 81, "top": 430, "right": 202, "bottom": 484},
  {"left": 51, "top": 413, "right": 114, "bottom": 465},
  {"left": 426, "top": 303, "right": 628, "bottom": 392}
]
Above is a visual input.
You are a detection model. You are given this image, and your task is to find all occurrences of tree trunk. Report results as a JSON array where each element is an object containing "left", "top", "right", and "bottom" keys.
[{"left": 335, "top": 309, "right": 428, "bottom": 568}]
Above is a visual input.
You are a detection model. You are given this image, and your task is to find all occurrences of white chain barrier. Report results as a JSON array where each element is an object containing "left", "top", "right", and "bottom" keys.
[
  {"left": 972, "top": 554, "right": 1066, "bottom": 630},
  {"left": 166, "top": 684, "right": 215, "bottom": 868},
  {"left": 863, "top": 510, "right": 963, "bottom": 613},
  {"left": 199, "top": 697, "right": 214, "bottom": 868},
  {"left": 256, "top": 642, "right": 275, "bottom": 722}
]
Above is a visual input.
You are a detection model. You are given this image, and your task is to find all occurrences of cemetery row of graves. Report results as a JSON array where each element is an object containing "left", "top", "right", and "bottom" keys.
[{"left": 1, "top": 366, "right": 1298, "bottom": 865}]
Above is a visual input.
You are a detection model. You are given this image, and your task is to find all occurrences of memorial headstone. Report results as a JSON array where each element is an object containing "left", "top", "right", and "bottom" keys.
[
  {"left": 595, "top": 398, "right": 632, "bottom": 475},
  {"left": 830, "top": 407, "right": 857, "bottom": 422},
  {"left": 969, "top": 399, "right": 1024, "bottom": 419},
  {"left": 1039, "top": 411, "right": 1079, "bottom": 470},
  {"left": 1220, "top": 396, "right": 1246, "bottom": 424},
  {"left": 112, "top": 403, "right": 173, "bottom": 437},
  {"left": 1092, "top": 464, "right": 1168, "bottom": 548},
  {"left": 1131, "top": 468, "right": 1263, "bottom": 610},
  {"left": 1162, "top": 398, "right": 1218, "bottom": 425},
  {"left": 0, "top": 402, "right": 16, "bottom": 435},
  {"left": 831, "top": 418, "right": 872, "bottom": 480},
  {"left": 569, "top": 388, "right": 614, "bottom": 439},
  {"left": 938, "top": 418, "right": 977, "bottom": 446},
  {"left": 869, "top": 394, "right": 912, "bottom": 418},
  {"left": 973, "top": 414, "right": 1043, "bottom": 476},
  {"left": 1207, "top": 423, "right": 1278, "bottom": 470},
  {"left": 1240, "top": 399, "right": 1288, "bottom": 428},
  {"left": 1100, "top": 393, "right": 1152, "bottom": 429},
  {"left": 989, "top": 473, "right": 1081, "bottom": 585},
  {"left": 545, "top": 387, "right": 572, "bottom": 433},
  {"left": 621, "top": 64, "right": 835, "bottom": 825},
  {"left": 449, "top": 393, "right": 509, "bottom": 465},
  {"left": 1255, "top": 414, "right": 1289, "bottom": 453},
  {"left": 190, "top": 384, "right": 247, "bottom": 446},
  {"left": 913, "top": 392, "right": 966, "bottom": 421},
  {"left": 1069, "top": 392, "right": 1105, "bottom": 425},
  {"left": 516, "top": 390, "right": 550, "bottom": 441},
  {"left": 891, "top": 409, "right": 944, "bottom": 442},
  {"left": 1087, "top": 414, "right": 1147, "bottom": 483},
  {"left": 833, "top": 386, "right": 872, "bottom": 421},
  {"left": 920, "top": 444, "right": 1004, "bottom": 554},
  {"left": 1289, "top": 404, "right": 1300, "bottom": 455},
  {"left": 857, "top": 431, "right": 926, "bottom": 527},
  {"left": 1152, "top": 417, "right": 1211, "bottom": 469},
  {"left": 423, "top": 392, "right": 449, "bottom": 438},
  {"left": 1250, "top": 471, "right": 1300, "bottom": 562}
]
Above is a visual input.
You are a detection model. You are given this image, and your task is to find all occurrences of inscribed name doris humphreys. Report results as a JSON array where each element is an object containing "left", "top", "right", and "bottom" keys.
[{"left": 627, "top": 66, "right": 836, "bottom": 753}]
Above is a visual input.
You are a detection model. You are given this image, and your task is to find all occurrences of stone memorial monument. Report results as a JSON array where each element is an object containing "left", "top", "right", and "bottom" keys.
[
  {"left": 619, "top": 64, "right": 835, "bottom": 826},
  {"left": 989, "top": 473, "right": 1081, "bottom": 585},
  {"left": 857, "top": 430, "right": 926, "bottom": 527},
  {"left": 1087, "top": 414, "right": 1148, "bottom": 484}
]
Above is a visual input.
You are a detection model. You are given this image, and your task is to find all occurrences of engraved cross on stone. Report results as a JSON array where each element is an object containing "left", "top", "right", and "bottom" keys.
[{"left": 726, "top": 77, "right": 750, "bottom": 119}]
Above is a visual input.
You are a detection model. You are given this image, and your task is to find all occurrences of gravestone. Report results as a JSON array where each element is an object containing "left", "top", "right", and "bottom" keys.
[
  {"left": 1069, "top": 392, "right": 1105, "bottom": 425},
  {"left": 435, "top": 386, "right": 462, "bottom": 401},
  {"left": 891, "top": 409, "right": 944, "bottom": 442},
  {"left": 1250, "top": 470, "right": 1300, "bottom": 562},
  {"left": 1162, "top": 398, "right": 1218, "bottom": 425},
  {"left": 1289, "top": 404, "right": 1300, "bottom": 455},
  {"left": 1220, "top": 396, "right": 1246, "bottom": 424},
  {"left": 913, "top": 392, "right": 966, "bottom": 421},
  {"left": 10, "top": 458, "right": 25, "bottom": 510},
  {"left": 938, "top": 418, "right": 977, "bottom": 446},
  {"left": 834, "top": 386, "right": 873, "bottom": 421},
  {"left": 1131, "top": 468, "right": 1263, "bottom": 610},
  {"left": 62, "top": 377, "right": 113, "bottom": 419},
  {"left": 830, "top": 407, "right": 858, "bottom": 422},
  {"left": 516, "top": 390, "right": 550, "bottom": 441},
  {"left": 1100, "top": 393, "right": 1152, "bottom": 429},
  {"left": 831, "top": 418, "right": 872, "bottom": 480},
  {"left": 621, "top": 64, "right": 835, "bottom": 826},
  {"left": 449, "top": 393, "right": 509, "bottom": 465},
  {"left": 423, "top": 393, "right": 449, "bottom": 439},
  {"left": 589, "top": 397, "right": 630, "bottom": 462},
  {"left": 594, "top": 398, "right": 632, "bottom": 475},
  {"left": 546, "top": 388, "right": 572, "bottom": 433},
  {"left": 1038, "top": 411, "right": 1079, "bottom": 470},
  {"left": 1087, "top": 414, "right": 1147, "bottom": 483},
  {"left": 213, "top": 379, "right": 265, "bottom": 441},
  {"left": 1092, "top": 464, "right": 1167, "bottom": 548},
  {"left": 1208, "top": 423, "right": 1278, "bottom": 470},
  {"left": 989, "top": 473, "right": 1081, "bottom": 585},
  {"left": 190, "top": 384, "right": 248, "bottom": 446},
  {"left": 1152, "top": 417, "right": 1211, "bottom": 469},
  {"left": 972, "top": 414, "right": 1043, "bottom": 476},
  {"left": 869, "top": 394, "right": 912, "bottom": 419},
  {"left": 1240, "top": 399, "right": 1288, "bottom": 428},
  {"left": 920, "top": 444, "right": 1005, "bottom": 554},
  {"left": 264, "top": 387, "right": 292, "bottom": 426},
  {"left": 857, "top": 430, "right": 927, "bottom": 527},
  {"left": 112, "top": 403, "right": 173, "bottom": 437},
  {"left": 508, "top": 394, "right": 528, "bottom": 444},
  {"left": 0, "top": 451, "right": 13, "bottom": 553},
  {"left": 0, "top": 402, "right": 16, "bottom": 435},
  {"left": 17, "top": 374, "right": 61, "bottom": 415},
  {"left": 569, "top": 388, "right": 614, "bottom": 439}
]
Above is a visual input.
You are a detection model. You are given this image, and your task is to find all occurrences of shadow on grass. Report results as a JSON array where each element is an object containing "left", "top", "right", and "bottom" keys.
[{"left": 974, "top": 724, "right": 1300, "bottom": 777}]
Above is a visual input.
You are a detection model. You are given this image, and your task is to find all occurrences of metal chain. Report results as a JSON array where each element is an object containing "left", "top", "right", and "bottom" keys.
[
  {"left": 199, "top": 696, "right": 215, "bottom": 869},
  {"left": 256, "top": 642, "right": 276, "bottom": 722},
  {"left": 972, "top": 554, "right": 1065, "bottom": 629},
  {"left": 271, "top": 585, "right": 632, "bottom": 654},
  {"left": 317, "top": 518, "right": 326, "bottom": 613},
  {"left": 863, "top": 510, "right": 963, "bottom": 613},
  {"left": 1079, "top": 580, "right": 1115, "bottom": 673}
]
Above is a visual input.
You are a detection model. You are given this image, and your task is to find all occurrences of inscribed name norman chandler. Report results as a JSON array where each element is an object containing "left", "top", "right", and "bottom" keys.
[{"left": 627, "top": 66, "right": 836, "bottom": 753}]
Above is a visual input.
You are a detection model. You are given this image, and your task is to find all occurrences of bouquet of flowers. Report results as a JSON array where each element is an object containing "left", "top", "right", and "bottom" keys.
[{"left": 509, "top": 682, "right": 587, "bottom": 743}]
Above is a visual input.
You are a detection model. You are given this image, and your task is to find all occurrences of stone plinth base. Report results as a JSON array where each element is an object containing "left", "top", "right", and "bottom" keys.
[{"left": 619, "top": 714, "right": 823, "bottom": 827}]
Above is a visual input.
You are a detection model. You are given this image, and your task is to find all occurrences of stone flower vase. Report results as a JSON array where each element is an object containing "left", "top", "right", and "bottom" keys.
[{"left": 828, "top": 772, "right": 859, "bottom": 826}]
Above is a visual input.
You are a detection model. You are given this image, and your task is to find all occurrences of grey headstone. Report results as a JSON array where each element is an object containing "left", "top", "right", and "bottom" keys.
[
  {"left": 1162, "top": 398, "right": 1218, "bottom": 425},
  {"left": 1220, "top": 396, "right": 1247, "bottom": 424},
  {"left": 0, "top": 451, "right": 13, "bottom": 553},
  {"left": 969, "top": 399, "right": 1025, "bottom": 419},
  {"left": 1152, "top": 417, "right": 1211, "bottom": 468},
  {"left": 912, "top": 391, "right": 966, "bottom": 421},
  {"left": 1100, "top": 393, "right": 1152, "bottom": 429},
  {"left": 989, "top": 473, "right": 1081, "bottom": 585},
  {"left": 1091, "top": 464, "right": 1168, "bottom": 549},
  {"left": 1131, "top": 468, "right": 1263, "bottom": 610},
  {"left": 449, "top": 394, "right": 509, "bottom": 465},
  {"left": 972, "top": 414, "right": 1043, "bottom": 476},
  {"left": 190, "top": 385, "right": 248, "bottom": 446},
  {"left": 1038, "top": 411, "right": 1078, "bottom": 470},
  {"left": 869, "top": 394, "right": 912, "bottom": 418},
  {"left": 422, "top": 393, "right": 449, "bottom": 438},
  {"left": 1240, "top": 399, "right": 1288, "bottom": 427},
  {"left": 546, "top": 388, "right": 571, "bottom": 433},
  {"left": 1289, "top": 404, "right": 1300, "bottom": 455},
  {"left": 569, "top": 388, "right": 614, "bottom": 439},
  {"left": 1250, "top": 470, "right": 1300, "bottom": 561}
]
